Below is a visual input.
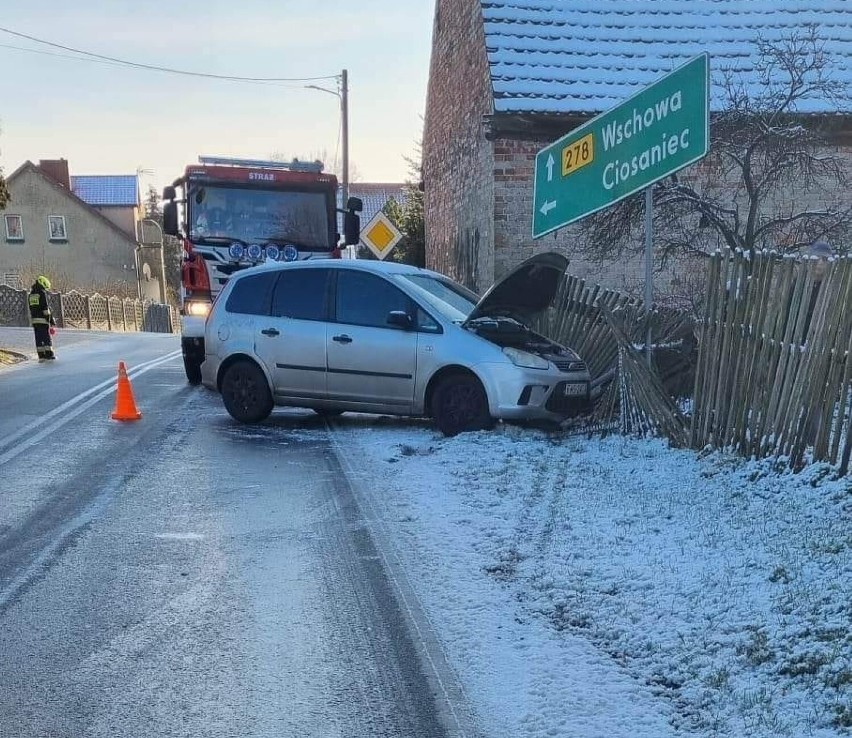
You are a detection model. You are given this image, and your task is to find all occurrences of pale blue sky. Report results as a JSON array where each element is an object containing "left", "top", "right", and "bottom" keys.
[{"left": 0, "top": 1, "right": 435, "bottom": 196}]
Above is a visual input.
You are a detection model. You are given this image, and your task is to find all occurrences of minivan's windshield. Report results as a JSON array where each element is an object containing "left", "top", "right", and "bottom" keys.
[
  {"left": 188, "top": 185, "right": 331, "bottom": 249},
  {"left": 399, "top": 274, "right": 478, "bottom": 322}
]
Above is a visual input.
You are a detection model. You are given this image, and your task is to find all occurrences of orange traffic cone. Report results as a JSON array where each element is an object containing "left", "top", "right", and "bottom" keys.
[{"left": 111, "top": 361, "right": 142, "bottom": 421}]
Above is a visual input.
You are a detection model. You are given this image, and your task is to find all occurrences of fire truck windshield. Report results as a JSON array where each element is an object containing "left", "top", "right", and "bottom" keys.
[{"left": 188, "top": 185, "right": 330, "bottom": 249}]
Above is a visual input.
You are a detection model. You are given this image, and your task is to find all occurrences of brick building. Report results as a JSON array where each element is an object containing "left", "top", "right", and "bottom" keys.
[{"left": 423, "top": 0, "right": 852, "bottom": 295}]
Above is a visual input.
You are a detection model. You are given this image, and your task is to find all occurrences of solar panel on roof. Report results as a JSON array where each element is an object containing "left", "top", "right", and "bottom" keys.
[{"left": 71, "top": 175, "right": 140, "bottom": 206}]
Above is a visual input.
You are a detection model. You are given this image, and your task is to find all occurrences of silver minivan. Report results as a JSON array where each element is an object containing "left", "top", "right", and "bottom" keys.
[{"left": 201, "top": 253, "right": 591, "bottom": 435}]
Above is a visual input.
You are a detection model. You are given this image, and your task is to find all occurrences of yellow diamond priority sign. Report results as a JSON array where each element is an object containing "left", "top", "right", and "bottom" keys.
[{"left": 360, "top": 211, "right": 402, "bottom": 260}]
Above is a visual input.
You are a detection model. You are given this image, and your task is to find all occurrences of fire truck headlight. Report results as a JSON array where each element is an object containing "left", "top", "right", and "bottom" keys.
[
  {"left": 282, "top": 244, "right": 299, "bottom": 262},
  {"left": 186, "top": 301, "right": 211, "bottom": 317},
  {"left": 247, "top": 243, "right": 263, "bottom": 261},
  {"left": 264, "top": 244, "right": 280, "bottom": 261},
  {"left": 228, "top": 243, "right": 244, "bottom": 261}
]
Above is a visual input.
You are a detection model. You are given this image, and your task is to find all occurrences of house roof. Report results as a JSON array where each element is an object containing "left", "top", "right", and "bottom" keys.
[
  {"left": 6, "top": 161, "right": 138, "bottom": 245},
  {"left": 481, "top": 0, "right": 852, "bottom": 115},
  {"left": 71, "top": 175, "right": 139, "bottom": 207},
  {"left": 337, "top": 183, "right": 409, "bottom": 231}
]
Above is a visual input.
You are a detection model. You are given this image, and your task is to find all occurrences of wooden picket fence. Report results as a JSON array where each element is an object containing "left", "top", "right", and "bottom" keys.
[
  {"left": 691, "top": 249, "right": 852, "bottom": 473},
  {"left": 534, "top": 274, "right": 696, "bottom": 436},
  {"left": 536, "top": 274, "right": 696, "bottom": 386}
]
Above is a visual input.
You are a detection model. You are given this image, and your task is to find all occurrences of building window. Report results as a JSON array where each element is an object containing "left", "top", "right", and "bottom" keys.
[
  {"left": 2, "top": 272, "right": 23, "bottom": 289},
  {"left": 48, "top": 215, "right": 67, "bottom": 241},
  {"left": 4, "top": 214, "right": 24, "bottom": 241}
]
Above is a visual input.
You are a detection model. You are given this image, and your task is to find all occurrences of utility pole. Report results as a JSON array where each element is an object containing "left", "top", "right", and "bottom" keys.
[
  {"left": 306, "top": 70, "right": 350, "bottom": 237},
  {"left": 341, "top": 69, "right": 349, "bottom": 212}
]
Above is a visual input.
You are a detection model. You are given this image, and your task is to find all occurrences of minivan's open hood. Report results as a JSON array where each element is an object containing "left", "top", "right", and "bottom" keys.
[{"left": 463, "top": 252, "right": 568, "bottom": 325}]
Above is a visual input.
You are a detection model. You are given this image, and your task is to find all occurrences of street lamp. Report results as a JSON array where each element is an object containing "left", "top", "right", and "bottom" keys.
[{"left": 305, "top": 69, "right": 349, "bottom": 214}]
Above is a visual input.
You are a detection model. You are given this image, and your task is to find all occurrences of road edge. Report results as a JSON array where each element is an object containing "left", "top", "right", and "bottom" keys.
[{"left": 327, "top": 424, "right": 486, "bottom": 738}]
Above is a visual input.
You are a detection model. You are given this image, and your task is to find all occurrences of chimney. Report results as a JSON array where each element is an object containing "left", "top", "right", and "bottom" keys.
[{"left": 39, "top": 159, "right": 71, "bottom": 189}]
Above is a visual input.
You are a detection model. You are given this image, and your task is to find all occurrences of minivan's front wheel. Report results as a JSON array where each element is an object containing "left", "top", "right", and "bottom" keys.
[
  {"left": 432, "top": 374, "right": 493, "bottom": 436},
  {"left": 221, "top": 361, "right": 273, "bottom": 423}
]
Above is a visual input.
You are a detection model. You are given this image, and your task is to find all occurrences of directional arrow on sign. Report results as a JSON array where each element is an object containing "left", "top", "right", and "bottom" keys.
[{"left": 532, "top": 53, "right": 709, "bottom": 239}]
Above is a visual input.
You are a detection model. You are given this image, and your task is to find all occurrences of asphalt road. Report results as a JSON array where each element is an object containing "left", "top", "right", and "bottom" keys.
[{"left": 0, "top": 330, "right": 476, "bottom": 737}]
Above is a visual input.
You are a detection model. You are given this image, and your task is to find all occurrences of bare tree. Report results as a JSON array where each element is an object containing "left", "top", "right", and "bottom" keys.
[
  {"left": 144, "top": 185, "right": 182, "bottom": 303},
  {"left": 0, "top": 125, "right": 10, "bottom": 210},
  {"left": 269, "top": 149, "right": 361, "bottom": 182},
  {"left": 0, "top": 170, "right": 8, "bottom": 211},
  {"left": 581, "top": 25, "right": 852, "bottom": 266}
]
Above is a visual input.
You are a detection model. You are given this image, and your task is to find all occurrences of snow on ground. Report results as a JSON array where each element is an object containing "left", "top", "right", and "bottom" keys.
[{"left": 332, "top": 418, "right": 852, "bottom": 738}]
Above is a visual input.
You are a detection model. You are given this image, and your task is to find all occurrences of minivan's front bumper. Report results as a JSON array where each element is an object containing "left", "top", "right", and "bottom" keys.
[{"left": 472, "top": 362, "right": 591, "bottom": 422}]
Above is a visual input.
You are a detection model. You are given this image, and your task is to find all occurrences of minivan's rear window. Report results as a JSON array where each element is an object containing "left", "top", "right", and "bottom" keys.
[
  {"left": 271, "top": 269, "right": 330, "bottom": 321},
  {"left": 225, "top": 271, "right": 278, "bottom": 315}
]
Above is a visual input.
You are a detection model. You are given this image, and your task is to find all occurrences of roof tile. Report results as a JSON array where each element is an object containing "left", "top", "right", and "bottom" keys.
[
  {"left": 481, "top": 0, "right": 852, "bottom": 114},
  {"left": 337, "top": 183, "right": 409, "bottom": 232}
]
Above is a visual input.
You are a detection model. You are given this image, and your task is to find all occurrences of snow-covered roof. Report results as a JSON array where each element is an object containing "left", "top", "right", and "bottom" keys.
[{"left": 481, "top": 0, "right": 852, "bottom": 115}]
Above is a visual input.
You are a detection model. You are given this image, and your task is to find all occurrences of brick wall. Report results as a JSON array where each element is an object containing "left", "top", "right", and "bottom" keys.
[
  {"left": 492, "top": 134, "right": 658, "bottom": 294},
  {"left": 470, "top": 128, "right": 850, "bottom": 301},
  {"left": 423, "top": 1, "right": 851, "bottom": 297},
  {"left": 421, "top": 0, "right": 682, "bottom": 296},
  {"left": 423, "top": 0, "right": 495, "bottom": 292}
]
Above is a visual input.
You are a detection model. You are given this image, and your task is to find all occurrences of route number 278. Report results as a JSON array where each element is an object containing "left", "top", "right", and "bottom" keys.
[{"left": 561, "top": 133, "right": 594, "bottom": 177}]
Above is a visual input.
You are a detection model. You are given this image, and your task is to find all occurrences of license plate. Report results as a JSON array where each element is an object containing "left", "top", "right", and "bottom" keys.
[{"left": 562, "top": 382, "right": 587, "bottom": 397}]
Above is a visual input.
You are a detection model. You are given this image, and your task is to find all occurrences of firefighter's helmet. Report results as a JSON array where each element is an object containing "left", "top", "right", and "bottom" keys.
[{"left": 36, "top": 275, "right": 51, "bottom": 290}]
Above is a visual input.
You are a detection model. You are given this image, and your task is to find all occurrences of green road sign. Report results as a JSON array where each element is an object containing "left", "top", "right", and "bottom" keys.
[{"left": 533, "top": 54, "right": 709, "bottom": 239}]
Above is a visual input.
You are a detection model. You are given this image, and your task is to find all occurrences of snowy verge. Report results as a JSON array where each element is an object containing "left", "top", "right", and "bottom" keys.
[{"left": 331, "top": 417, "right": 852, "bottom": 738}]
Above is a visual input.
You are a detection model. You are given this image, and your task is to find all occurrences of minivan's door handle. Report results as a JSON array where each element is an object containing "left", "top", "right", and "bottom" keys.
[
  {"left": 332, "top": 334, "right": 352, "bottom": 344},
  {"left": 261, "top": 328, "right": 280, "bottom": 337}
]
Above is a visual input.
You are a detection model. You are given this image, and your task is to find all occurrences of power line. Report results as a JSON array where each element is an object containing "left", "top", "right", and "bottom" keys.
[
  {"left": 0, "top": 25, "right": 339, "bottom": 83},
  {"left": 0, "top": 41, "right": 128, "bottom": 67},
  {"left": 0, "top": 42, "right": 308, "bottom": 87}
]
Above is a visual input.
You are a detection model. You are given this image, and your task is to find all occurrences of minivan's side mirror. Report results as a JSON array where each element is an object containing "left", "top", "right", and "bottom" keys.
[
  {"left": 344, "top": 211, "right": 360, "bottom": 246},
  {"left": 387, "top": 311, "right": 413, "bottom": 330},
  {"left": 163, "top": 201, "right": 179, "bottom": 237},
  {"left": 162, "top": 185, "right": 176, "bottom": 201}
]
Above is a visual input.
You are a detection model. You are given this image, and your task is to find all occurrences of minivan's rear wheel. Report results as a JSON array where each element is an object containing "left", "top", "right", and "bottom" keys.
[
  {"left": 221, "top": 361, "right": 273, "bottom": 423},
  {"left": 432, "top": 374, "right": 492, "bottom": 436}
]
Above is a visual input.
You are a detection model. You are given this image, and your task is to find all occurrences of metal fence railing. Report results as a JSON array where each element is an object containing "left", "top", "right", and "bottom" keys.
[{"left": 0, "top": 285, "right": 177, "bottom": 334}]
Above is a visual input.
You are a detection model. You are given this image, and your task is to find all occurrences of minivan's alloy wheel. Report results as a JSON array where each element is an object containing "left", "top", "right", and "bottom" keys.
[
  {"left": 432, "top": 374, "right": 493, "bottom": 436},
  {"left": 221, "top": 361, "right": 273, "bottom": 423}
]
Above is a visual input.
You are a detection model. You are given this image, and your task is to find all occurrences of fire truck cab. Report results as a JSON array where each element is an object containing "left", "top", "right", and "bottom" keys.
[{"left": 163, "top": 155, "right": 362, "bottom": 384}]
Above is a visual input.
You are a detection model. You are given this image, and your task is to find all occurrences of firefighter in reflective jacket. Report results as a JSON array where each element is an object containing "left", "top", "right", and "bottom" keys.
[{"left": 28, "top": 275, "right": 57, "bottom": 361}]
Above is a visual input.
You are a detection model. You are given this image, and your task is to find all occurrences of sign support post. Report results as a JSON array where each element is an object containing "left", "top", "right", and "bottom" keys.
[{"left": 644, "top": 187, "right": 653, "bottom": 366}]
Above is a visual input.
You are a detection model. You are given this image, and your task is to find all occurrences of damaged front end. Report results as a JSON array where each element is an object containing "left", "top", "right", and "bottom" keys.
[{"left": 465, "top": 315, "right": 592, "bottom": 419}]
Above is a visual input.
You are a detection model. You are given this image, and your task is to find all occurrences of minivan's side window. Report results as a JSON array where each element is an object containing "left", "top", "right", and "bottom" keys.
[
  {"left": 336, "top": 271, "right": 411, "bottom": 329},
  {"left": 271, "top": 269, "right": 329, "bottom": 321},
  {"left": 225, "top": 271, "right": 278, "bottom": 315}
]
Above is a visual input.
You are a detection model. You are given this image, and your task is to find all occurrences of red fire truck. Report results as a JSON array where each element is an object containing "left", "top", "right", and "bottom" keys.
[{"left": 163, "top": 155, "right": 362, "bottom": 384}]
